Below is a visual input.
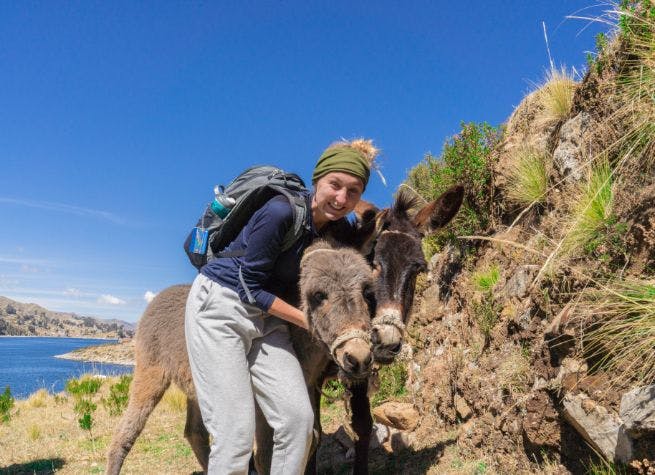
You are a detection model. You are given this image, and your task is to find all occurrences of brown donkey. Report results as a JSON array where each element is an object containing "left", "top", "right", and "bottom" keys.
[
  {"left": 343, "top": 185, "right": 464, "bottom": 474},
  {"left": 105, "top": 239, "right": 375, "bottom": 475}
]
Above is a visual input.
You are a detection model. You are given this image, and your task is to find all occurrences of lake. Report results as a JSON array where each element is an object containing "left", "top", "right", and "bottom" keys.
[{"left": 0, "top": 336, "right": 133, "bottom": 399}]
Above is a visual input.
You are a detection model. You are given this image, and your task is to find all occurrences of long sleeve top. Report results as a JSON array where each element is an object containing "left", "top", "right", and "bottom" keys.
[{"left": 200, "top": 192, "right": 318, "bottom": 311}]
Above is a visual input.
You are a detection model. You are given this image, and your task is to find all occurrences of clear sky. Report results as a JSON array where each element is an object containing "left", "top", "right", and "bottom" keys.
[{"left": 0, "top": 1, "right": 607, "bottom": 322}]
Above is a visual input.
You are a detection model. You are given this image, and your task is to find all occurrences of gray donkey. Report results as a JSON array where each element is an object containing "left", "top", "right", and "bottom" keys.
[{"left": 105, "top": 239, "right": 375, "bottom": 475}]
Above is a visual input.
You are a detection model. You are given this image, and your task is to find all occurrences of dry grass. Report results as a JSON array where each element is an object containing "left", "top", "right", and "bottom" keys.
[
  {"left": 26, "top": 388, "right": 50, "bottom": 408},
  {"left": 161, "top": 384, "right": 187, "bottom": 413},
  {"left": 496, "top": 347, "right": 531, "bottom": 394},
  {"left": 505, "top": 146, "right": 550, "bottom": 207},
  {"left": 575, "top": 277, "right": 655, "bottom": 387},
  {"left": 0, "top": 376, "right": 198, "bottom": 474},
  {"left": 536, "top": 67, "right": 577, "bottom": 124}
]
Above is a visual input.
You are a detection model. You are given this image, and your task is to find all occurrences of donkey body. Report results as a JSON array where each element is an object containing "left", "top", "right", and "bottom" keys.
[{"left": 106, "top": 240, "right": 375, "bottom": 475}]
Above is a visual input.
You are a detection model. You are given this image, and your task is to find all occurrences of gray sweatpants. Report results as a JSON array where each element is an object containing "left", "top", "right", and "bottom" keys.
[{"left": 185, "top": 273, "right": 314, "bottom": 475}]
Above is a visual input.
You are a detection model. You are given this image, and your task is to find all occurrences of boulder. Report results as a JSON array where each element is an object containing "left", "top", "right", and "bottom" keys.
[
  {"left": 620, "top": 385, "right": 655, "bottom": 437},
  {"left": 552, "top": 112, "right": 591, "bottom": 182},
  {"left": 502, "top": 265, "right": 539, "bottom": 299},
  {"left": 372, "top": 402, "right": 419, "bottom": 431},
  {"left": 562, "top": 392, "right": 633, "bottom": 462}
]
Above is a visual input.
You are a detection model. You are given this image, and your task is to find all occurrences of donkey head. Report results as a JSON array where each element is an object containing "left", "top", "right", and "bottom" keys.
[
  {"left": 367, "top": 185, "right": 464, "bottom": 363},
  {"left": 300, "top": 240, "right": 376, "bottom": 380}
]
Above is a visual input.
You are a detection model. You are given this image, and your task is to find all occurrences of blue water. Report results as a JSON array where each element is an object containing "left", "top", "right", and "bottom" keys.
[{"left": 0, "top": 337, "right": 133, "bottom": 399}]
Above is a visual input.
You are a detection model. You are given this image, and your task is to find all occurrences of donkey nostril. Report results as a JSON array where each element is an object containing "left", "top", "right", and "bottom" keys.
[
  {"left": 343, "top": 352, "right": 356, "bottom": 370},
  {"left": 390, "top": 342, "right": 402, "bottom": 354},
  {"left": 371, "top": 328, "right": 380, "bottom": 345},
  {"left": 364, "top": 353, "right": 373, "bottom": 368}
]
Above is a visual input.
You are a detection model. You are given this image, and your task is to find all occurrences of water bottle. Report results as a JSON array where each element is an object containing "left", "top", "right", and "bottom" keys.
[{"left": 210, "top": 185, "right": 236, "bottom": 218}]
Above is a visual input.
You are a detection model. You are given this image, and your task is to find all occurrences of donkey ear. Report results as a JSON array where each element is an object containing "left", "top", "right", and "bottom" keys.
[
  {"left": 412, "top": 185, "right": 464, "bottom": 235},
  {"left": 350, "top": 203, "right": 381, "bottom": 255},
  {"left": 354, "top": 199, "right": 379, "bottom": 222}
]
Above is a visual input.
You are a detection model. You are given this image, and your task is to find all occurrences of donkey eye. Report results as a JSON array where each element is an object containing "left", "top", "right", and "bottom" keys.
[{"left": 309, "top": 291, "right": 327, "bottom": 308}]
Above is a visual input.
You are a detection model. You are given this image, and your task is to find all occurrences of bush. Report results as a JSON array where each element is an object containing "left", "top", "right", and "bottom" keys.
[
  {"left": 102, "top": 375, "right": 132, "bottom": 416},
  {"left": 0, "top": 386, "right": 14, "bottom": 423},
  {"left": 471, "top": 265, "right": 501, "bottom": 346},
  {"left": 406, "top": 122, "right": 501, "bottom": 256},
  {"left": 66, "top": 375, "right": 103, "bottom": 433}
]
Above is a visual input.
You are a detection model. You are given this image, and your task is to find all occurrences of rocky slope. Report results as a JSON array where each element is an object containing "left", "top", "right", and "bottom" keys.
[{"left": 0, "top": 295, "right": 135, "bottom": 339}]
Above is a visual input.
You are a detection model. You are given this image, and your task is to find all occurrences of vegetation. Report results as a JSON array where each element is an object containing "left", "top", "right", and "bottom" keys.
[
  {"left": 102, "top": 375, "right": 132, "bottom": 417},
  {"left": 371, "top": 362, "right": 408, "bottom": 407},
  {"left": 559, "top": 158, "right": 614, "bottom": 260},
  {"left": 406, "top": 121, "right": 501, "bottom": 257},
  {"left": 0, "top": 386, "right": 14, "bottom": 423},
  {"left": 505, "top": 146, "right": 549, "bottom": 207},
  {"left": 320, "top": 379, "right": 346, "bottom": 406},
  {"left": 471, "top": 265, "right": 501, "bottom": 346},
  {"left": 537, "top": 67, "right": 577, "bottom": 124},
  {"left": 66, "top": 375, "right": 103, "bottom": 433},
  {"left": 472, "top": 264, "right": 500, "bottom": 293},
  {"left": 576, "top": 278, "right": 655, "bottom": 386}
]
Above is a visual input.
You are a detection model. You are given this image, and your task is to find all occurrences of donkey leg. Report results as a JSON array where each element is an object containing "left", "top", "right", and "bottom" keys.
[
  {"left": 350, "top": 380, "right": 372, "bottom": 475},
  {"left": 105, "top": 366, "right": 169, "bottom": 475},
  {"left": 184, "top": 398, "right": 210, "bottom": 473}
]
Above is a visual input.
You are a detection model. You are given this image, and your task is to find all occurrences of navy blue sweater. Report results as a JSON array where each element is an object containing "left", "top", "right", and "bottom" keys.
[{"left": 200, "top": 192, "right": 318, "bottom": 311}]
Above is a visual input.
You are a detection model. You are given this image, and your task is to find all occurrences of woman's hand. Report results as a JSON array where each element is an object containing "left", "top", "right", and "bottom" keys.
[{"left": 268, "top": 297, "right": 309, "bottom": 330}]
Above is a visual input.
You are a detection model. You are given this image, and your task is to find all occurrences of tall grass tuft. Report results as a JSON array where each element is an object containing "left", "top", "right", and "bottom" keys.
[
  {"left": 472, "top": 264, "right": 500, "bottom": 293},
  {"left": 505, "top": 146, "right": 549, "bottom": 207},
  {"left": 576, "top": 277, "right": 655, "bottom": 386},
  {"left": 559, "top": 158, "right": 614, "bottom": 259},
  {"left": 26, "top": 388, "right": 49, "bottom": 408},
  {"left": 161, "top": 384, "right": 187, "bottom": 413},
  {"left": 537, "top": 67, "right": 577, "bottom": 124}
]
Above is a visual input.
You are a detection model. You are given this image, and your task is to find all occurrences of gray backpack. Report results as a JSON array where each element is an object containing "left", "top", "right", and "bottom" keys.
[{"left": 184, "top": 166, "right": 310, "bottom": 270}]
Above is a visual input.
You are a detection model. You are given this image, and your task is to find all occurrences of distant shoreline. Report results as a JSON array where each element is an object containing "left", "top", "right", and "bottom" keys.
[
  {"left": 54, "top": 339, "right": 135, "bottom": 366},
  {"left": 0, "top": 335, "right": 118, "bottom": 339}
]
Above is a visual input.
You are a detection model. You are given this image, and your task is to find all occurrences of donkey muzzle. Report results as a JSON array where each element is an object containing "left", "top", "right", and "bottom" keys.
[{"left": 331, "top": 330, "right": 373, "bottom": 380}]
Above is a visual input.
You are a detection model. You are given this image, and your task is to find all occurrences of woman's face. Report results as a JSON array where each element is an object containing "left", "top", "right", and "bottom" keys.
[{"left": 312, "top": 171, "right": 364, "bottom": 228}]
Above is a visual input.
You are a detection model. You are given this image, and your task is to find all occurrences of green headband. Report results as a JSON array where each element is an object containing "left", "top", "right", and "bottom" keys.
[{"left": 312, "top": 147, "right": 370, "bottom": 189}]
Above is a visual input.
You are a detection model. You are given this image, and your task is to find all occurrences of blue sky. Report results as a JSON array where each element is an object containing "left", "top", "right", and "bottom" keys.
[{"left": 0, "top": 1, "right": 607, "bottom": 322}]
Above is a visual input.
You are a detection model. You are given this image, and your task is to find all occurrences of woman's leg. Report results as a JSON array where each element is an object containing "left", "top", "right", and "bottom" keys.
[
  {"left": 249, "top": 320, "right": 314, "bottom": 475},
  {"left": 185, "top": 275, "right": 261, "bottom": 475}
]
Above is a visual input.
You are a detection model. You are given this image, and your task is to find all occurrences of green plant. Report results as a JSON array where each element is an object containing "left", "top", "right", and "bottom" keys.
[
  {"left": 577, "top": 278, "right": 655, "bottom": 386},
  {"left": 320, "top": 379, "right": 345, "bottom": 406},
  {"left": 505, "top": 146, "right": 549, "bottom": 207},
  {"left": 584, "top": 456, "right": 629, "bottom": 475},
  {"left": 0, "top": 386, "right": 14, "bottom": 423},
  {"left": 406, "top": 122, "right": 501, "bottom": 256},
  {"left": 28, "top": 423, "right": 42, "bottom": 441},
  {"left": 371, "top": 362, "right": 408, "bottom": 407},
  {"left": 102, "top": 375, "right": 132, "bottom": 416},
  {"left": 559, "top": 158, "right": 614, "bottom": 260},
  {"left": 472, "top": 264, "right": 500, "bottom": 293},
  {"left": 66, "top": 375, "right": 103, "bottom": 433}
]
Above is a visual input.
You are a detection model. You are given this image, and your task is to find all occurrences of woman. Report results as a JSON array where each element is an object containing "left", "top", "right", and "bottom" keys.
[{"left": 185, "top": 138, "right": 379, "bottom": 474}]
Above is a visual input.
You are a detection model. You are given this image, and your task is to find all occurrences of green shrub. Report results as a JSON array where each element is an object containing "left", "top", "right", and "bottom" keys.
[
  {"left": 472, "top": 264, "right": 500, "bottom": 293},
  {"left": 66, "top": 375, "right": 103, "bottom": 433},
  {"left": 102, "top": 375, "right": 132, "bottom": 417},
  {"left": 0, "top": 386, "right": 14, "bottom": 423},
  {"left": 406, "top": 122, "right": 501, "bottom": 256},
  {"left": 371, "top": 362, "right": 407, "bottom": 407},
  {"left": 471, "top": 265, "right": 501, "bottom": 346}
]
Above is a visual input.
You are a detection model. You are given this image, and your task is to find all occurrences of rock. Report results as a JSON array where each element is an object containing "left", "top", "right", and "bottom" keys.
[
  {"left": 428, "top": 243, "right": 462, "bottom": 301},
  {"left": 562, "top": 392, "right": 633, "bottom": 463},
  {"left": 372, "top": 402, "right": 419, "bottom": 431},
  {"left": 455, "top": 394, "right": 473, "bottom": 420},
  {"left": 522, "top": 390, "right": 560, "bottom": 448},
  {"left": 556, "top": 357, "right": 588, "bottom": 392},
  {"left": 502, "top": 265, "right": 539, "bottom": 299},
  {"left": 552, "top": 112, "right": 591, "bottom": 181},
  {"left": 620, "top": 385, "right": 655, "bottom": 437},
  {"left": 545, "top": 305, "right": 576, "bottom": 362}
]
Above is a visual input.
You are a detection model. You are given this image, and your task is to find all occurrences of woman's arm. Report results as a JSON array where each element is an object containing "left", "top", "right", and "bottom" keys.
[{"left": 268, "top": 297, "right": 308, "bottom": 330}]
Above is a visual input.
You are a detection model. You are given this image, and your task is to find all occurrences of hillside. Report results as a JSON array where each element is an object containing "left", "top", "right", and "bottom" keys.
[{"left": 0, "top": 296, "right": 135, "bottom": 339}]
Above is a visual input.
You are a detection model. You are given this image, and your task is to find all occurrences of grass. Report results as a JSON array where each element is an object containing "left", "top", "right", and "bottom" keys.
[
  {"left": 559, "top": 158, "right": 614, "bottom": 260},
  {"left": 371, "top": 362, "right": 408, "bottom": 407},
  {"left": 537, "top": 67, "right": 577, "bottom": 124},
  {"left": 576, "top": 277, "right": 655, "bottom": 386},
  {"left": 0, "top": 376, "right": 200, "bottom": 474},
  {"left": 496, "top": 347, "right": 531, "bottom": 394},
  {"left": 26, "top": 388, "right": 50, "bottom": 408},
  {"left": 471, "top": 264, "right": 500, "bottom": 293},
  {"left": 161, "top": 384, "right": 187, "bottom": 413},
  {"left": 505, "top": 146, "right": 549, "bottom": 207}
]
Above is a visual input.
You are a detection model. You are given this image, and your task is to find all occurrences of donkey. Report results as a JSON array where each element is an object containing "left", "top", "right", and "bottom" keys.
[
  {"left": 105, "top": 239, "right": 376, "bottom": 475},
  {"left": 342, "top": 185, "right": 464, "bottom": 473}
]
